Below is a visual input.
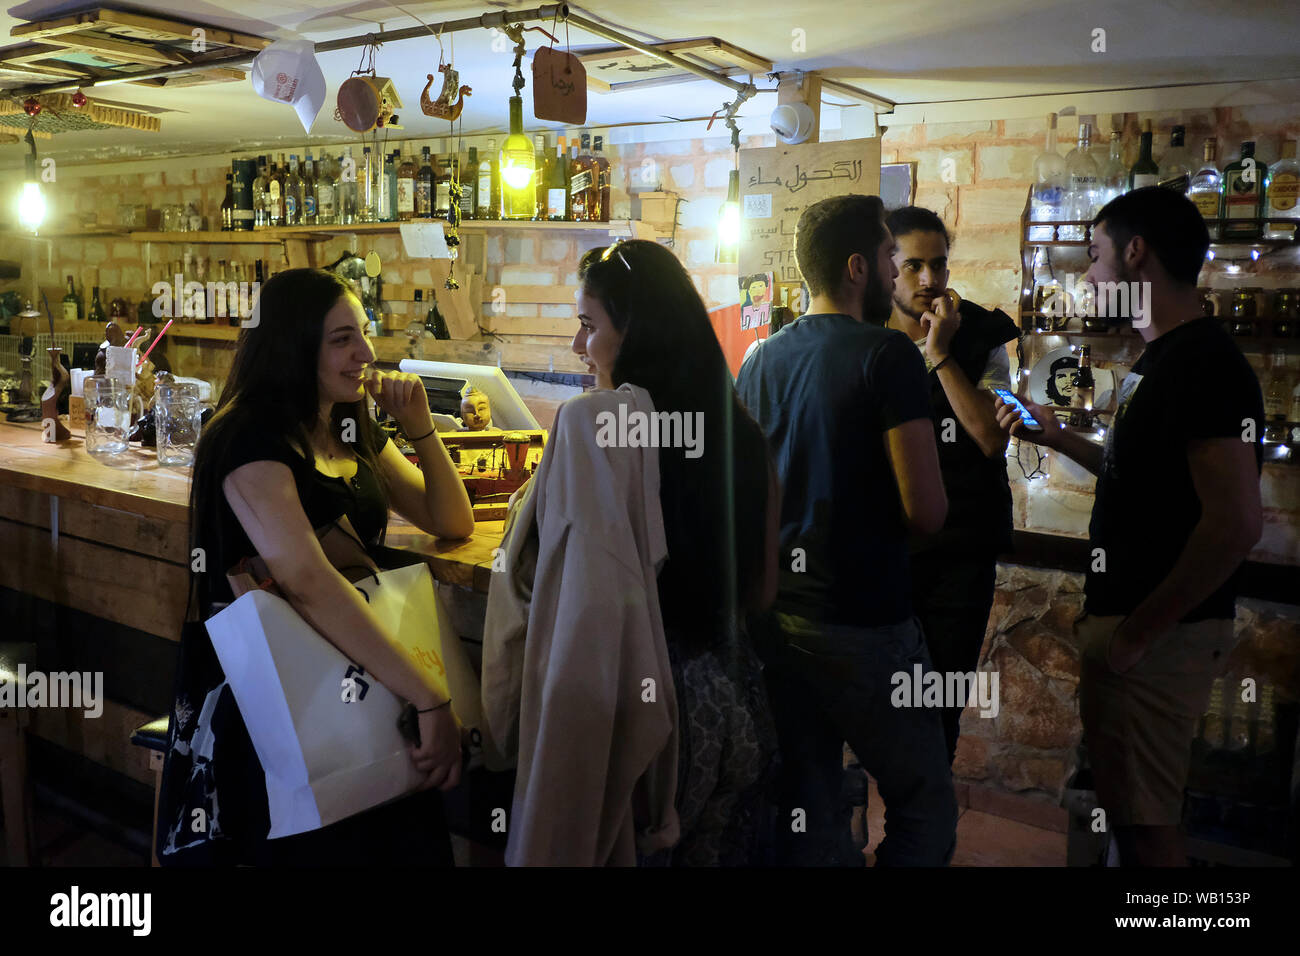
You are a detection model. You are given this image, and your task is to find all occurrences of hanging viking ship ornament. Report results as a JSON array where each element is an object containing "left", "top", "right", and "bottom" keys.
[{"left": 421, "top": 63, "right": 471, "bottom": 121}]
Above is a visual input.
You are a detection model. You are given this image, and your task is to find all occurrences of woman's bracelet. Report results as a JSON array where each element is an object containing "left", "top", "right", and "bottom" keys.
[
  {"left": 417, "top": 699, "right": 451, "bottom": 714},
  {"left": 406, "top": 426, "right": 437, "bottom": 443},
  {"left": 931, "top": 355, "right": 952, "bottom": 373}
]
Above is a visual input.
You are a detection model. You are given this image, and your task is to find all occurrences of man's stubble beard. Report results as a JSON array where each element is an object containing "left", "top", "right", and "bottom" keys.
[{"left": 863, "top": 272, "right": 894, "bottom": 325}]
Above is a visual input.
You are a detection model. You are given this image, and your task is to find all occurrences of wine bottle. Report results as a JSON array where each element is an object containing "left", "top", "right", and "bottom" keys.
[{"left": 1128, "top": 120, "right": 1159, "bottom": 190}]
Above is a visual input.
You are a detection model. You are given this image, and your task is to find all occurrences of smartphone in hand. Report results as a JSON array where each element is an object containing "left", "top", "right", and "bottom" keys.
[{"left": 991, "top": 387, "right": 1044, "bottom": 432}]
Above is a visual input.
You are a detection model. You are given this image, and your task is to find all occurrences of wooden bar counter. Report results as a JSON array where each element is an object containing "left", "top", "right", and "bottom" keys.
[{"left": 0, "top": 419, "right": 503, "bottom": 796}]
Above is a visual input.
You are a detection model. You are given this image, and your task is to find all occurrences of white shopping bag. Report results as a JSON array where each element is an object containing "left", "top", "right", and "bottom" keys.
[{"left": 207, "top": 562, "right": 484, "bottom": 838}]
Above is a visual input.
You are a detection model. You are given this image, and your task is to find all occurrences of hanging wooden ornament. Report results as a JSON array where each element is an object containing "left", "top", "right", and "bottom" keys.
[{"left": 421, "top": 64, "right": 471, "bottom": 120}]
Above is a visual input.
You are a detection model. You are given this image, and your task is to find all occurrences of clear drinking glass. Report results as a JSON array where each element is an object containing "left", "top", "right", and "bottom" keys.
[
  {"left": 84, "top": 376, "right": 142, "bottom": 459},
  {"left": 154, "top": 382, "right": 202, "bottom": 466}
]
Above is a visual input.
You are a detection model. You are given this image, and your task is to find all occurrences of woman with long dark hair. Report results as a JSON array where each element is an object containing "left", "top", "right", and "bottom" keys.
[
  {"left": 158, "top": 268, "right": 474, "bottom": 866},
  {"left": 484, "top": 240, "right": 779, "bottom": 865}
]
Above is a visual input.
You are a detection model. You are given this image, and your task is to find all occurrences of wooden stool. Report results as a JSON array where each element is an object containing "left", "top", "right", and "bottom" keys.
[
  {"left": 0, "top": 642, "right": 38, "bottom": 866},
  {"left": 129, "top": 716, "right": 170, "bottom": 867}
]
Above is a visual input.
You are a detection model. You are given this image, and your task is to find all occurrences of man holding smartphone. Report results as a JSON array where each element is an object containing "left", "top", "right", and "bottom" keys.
[
  {"left": 884, "top": 206, "right": 1020, "bottom": 766},
  {"left": 996, "top": 188, "right": 1264, "bottom": 866}
]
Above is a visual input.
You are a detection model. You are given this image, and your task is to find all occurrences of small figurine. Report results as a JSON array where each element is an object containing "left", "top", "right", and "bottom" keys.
[
  {"left": 421, "top": 64, "right": 471, "bottom": 121},
  {"left": 460, "top": 389, "right": 492, "bottom": 430}
]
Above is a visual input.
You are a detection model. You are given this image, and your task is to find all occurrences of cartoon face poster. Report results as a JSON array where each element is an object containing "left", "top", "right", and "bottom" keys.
[{"left": 740, "top": 272, "right": 773, "bottom": 330}]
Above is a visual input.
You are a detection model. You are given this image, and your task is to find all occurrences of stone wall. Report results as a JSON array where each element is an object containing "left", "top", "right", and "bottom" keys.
[{"left": 956, "top": 564, "right": 1300, "bottom": 806}]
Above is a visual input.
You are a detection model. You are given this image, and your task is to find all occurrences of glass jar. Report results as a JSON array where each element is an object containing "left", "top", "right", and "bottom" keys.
[
  {"left": 1273, "top": 290, "right": 1297, "bottom": 338},
  {"left": 1229, "top": 288, "right": 1258, "bottom": 336}
]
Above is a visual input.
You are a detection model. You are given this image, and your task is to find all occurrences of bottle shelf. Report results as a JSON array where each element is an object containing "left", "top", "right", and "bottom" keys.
[
  {"left": 5, "top": 219, "right": 656, "bottom": 246},
  {"left": 1016, "top": 319, "right": 1300, "bottom": 348},
  {"left": 1023, "top": 219, "right": 1298, "bottom": 249}
]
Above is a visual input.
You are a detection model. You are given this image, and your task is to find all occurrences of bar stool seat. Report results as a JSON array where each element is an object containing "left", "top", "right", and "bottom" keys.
[
  {"left": 0, "top": 642, "right": 38, "bottom": 866},
  {"left": 130, "top": 715, "right": 170, "bottom": 867}
]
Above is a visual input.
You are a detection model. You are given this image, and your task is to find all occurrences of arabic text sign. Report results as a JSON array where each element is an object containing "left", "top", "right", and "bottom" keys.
[{"left": 738, "top": 138, "right": 882, "bottom": 282}]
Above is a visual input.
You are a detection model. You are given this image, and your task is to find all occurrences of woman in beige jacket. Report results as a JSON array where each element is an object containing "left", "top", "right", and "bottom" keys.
[{"left": 483, "top": 240, "right": 781, "bottom": 866}]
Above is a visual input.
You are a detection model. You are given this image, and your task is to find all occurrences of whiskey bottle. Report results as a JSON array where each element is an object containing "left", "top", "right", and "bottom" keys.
[
  {"left": 1071, "top": 345, "right": 1094, "bottom": 411},
  {"left": 547, "top": 137, "right": 569, "bottom": 220},
  {"left": 221, "top": 173, "right": 234, "bottom": 231},
  {"left": 461, "top": 147, "right": 478, "bottom": 221},
  {"left": 1222, "top": 141, "right": 1266, "bottom": 240},
  {"left": 253, "top": 155, "right": 269, "bottom": 229},
  {"left": 1188, "top": 138, "right": 1223, "bottom": 240},
  {"left": 533, "top": 134, "right": 549, "bottom": 220},
  {"left": 416, "top": 146, "right": 434, "bottom": 219},
  {"left": 593, "top": 135, "right": 611, "bottom": 222},
  {"left": 434, "top": 151, "right": 452, "bottom": 219},
  {"left": 62, "top": 274, "right": 80, "bottom": 321},
  {"left": 569, "top": 133, "right": 594, "bottom": 222},
  {"left": 1264, "top": 140, "right": 1299, "bottom": 240},
  {"left": 398, "top": 151, "right": 417, "bottom": 221}
]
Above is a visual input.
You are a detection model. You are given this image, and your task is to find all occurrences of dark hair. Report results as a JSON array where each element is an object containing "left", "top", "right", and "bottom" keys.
[
  {"left": 885, "top": 205, "right": 952, "bottom": 250},
  {"left": 794, "top": 194, "right": 888, "bottom": 297},
  {"left": 579, "top": 240, "right": 770, "bottom": 649},
  {"left": 1046, "top": 355, "right": 1077, "bottom": 405},
  {"left": 188, "top": 268, "right": 385, "bottom": 613},
  {"left": 1093, "top": 187, "right": 1209, "bottom": 286}
]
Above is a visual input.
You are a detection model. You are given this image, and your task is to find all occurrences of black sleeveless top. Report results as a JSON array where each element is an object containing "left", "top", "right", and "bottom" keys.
[{"left": 158, "top": 418, "right": 410, "bottom": 865}]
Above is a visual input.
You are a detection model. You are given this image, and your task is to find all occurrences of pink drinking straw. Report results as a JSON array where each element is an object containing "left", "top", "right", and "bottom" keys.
[
  {"left": 124, "top": 326, "right": 144, "bottom": 348},
  {"left": 136, "top": 318, "right": 173, "bottom": 368}
]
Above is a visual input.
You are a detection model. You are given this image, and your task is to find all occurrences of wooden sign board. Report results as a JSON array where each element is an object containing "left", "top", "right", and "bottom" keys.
[
  {"left": 737, "top": 137, "right": 881, "bottom": 285},
  {"left": 532, "top": 46, "right": 586, "bottom": 124}
]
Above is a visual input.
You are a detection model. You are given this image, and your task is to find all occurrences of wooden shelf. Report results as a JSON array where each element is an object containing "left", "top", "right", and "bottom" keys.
[{"left": 7, "top": 219, "right": 657, "bottom": 246}]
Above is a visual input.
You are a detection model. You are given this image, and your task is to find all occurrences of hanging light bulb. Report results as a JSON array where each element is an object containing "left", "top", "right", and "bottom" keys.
[
  {"left": 499, "top": 95, "right": 535, "bottom": 218},
  {"left": 17, "top": 129, "right": 45, "bottom": 232},
  {"left": 716, "top": 168, "right": 740, "bottom": 263}
]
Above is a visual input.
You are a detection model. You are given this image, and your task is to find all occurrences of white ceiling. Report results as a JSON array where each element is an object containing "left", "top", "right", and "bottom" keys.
[{"left": 3, "top": 0, "right": 1299, "bottom": 162}]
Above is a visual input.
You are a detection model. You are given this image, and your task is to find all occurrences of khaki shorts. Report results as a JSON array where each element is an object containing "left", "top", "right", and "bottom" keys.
[{"left": 1076, "top": 613, "right": 1237, "bottom": 827}]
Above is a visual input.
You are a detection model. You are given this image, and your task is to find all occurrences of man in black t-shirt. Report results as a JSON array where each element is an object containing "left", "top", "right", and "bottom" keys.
[
  {"left": 737, "top": 194, "right": 957, "bottom": 866},
  {"left": 996, "top": 188, "right": 1264, "bottom": 867},
  {"left": 884, "top": 206, "right": 1020, "bottom": 767}
]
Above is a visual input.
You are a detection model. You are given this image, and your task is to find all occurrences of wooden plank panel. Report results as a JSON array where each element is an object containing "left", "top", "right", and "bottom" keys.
[
  {"left": 28, "top": 698, "right": 157, "bottom": 789},
  {"left": 480, "top": 285, "right": 579, "bottom": 305},
  {"left": 42, "top": 33, "right": 190, "bottom": 65},
  {"left": 0, "top": 518, "right": 187, "bottom": 640},
  {"left": 0, "top": 484, "right": 189, "bottom": 564},
  {"left": 481, "top": 314, "right": 576, "bottom": 337},
  {"left": 98, "top": 9, "right": 271, "bottom": 51}
]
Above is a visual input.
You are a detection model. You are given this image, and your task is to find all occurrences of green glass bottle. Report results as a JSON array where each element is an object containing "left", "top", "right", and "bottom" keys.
[{"left": 1222, "top": 141, "right": 1267, "bottom": 240}]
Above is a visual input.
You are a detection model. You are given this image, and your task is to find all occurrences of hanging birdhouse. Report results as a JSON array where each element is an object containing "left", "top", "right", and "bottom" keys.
[{"left": 336, "top": 75, "right": 403, "bottom": 133}]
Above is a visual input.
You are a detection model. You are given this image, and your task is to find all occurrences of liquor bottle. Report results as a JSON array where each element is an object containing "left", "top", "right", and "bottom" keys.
[
  {"left": 397, "top": 150, "right": 417, "bottom": 221},
  {"left": 361, "top": 146, "right": 376, "bottom": 222},
  {"left": 426, "top": 288, "right": 450, "bottom": 340},
  {"left": 461, "top": 147, "right": 478, "bottom": 220},
  {"left": 138, "top": 263, "right": 156, "bottom": 325},
  {"left": 1029, "top": 113, "right": 1066, "bottom": 241},
  {"left": 1265, "top": 349, "right": 1290, "bottom": 424},
  {"left": 277, "top": 154, "right": 290, "bottom": 224},
  {"left": 1189, "top": 138, "right": 1223, "bottom": 240},
  {"left": 284, "top": 155, "right": 302, "bottom": 226},
  {"left": 340, "top": 147, "right": 358, "bottom": 225},
  {"left": 547, "top": 137, "right": 570, "bottom": 220},
  {"left": 450, "top": 152, "right": 465, "bottom": 220},
  {"left": 1264, "top": 140, "right": 1299, "bottom": 240},
  {"left": 416, "top": 146, "right": 434, "bottom": 219},
  {"left": 1097, "top": 127, "right": 1126, "bottom": 207},
  {"left": 62, "top": 274, "right": 79, "bottom": 321},
  {"left": 86, "top": 285, "right": 104, "bottom": 324},
  {"left": 253, "top": 155, "right": 269, "bottom": 229},
  {"left": 1063, "top": 122, "right": 1100, "bottom": 241},
  {"left": 221, "top": 173, "right": 234, "bottom": 231},
  {"left": 476, "top": 140, "right": 496, "bottom": 220},
  {"left": 1222, "top": 141, "right": 1266, "bottom": 240},
  {"left": 434, "top": 152, "right": 452, "bottom": 219},
  {"left": 384, "top": 150, "right": 399, "bottom": 222},
  {"left": 570, "top": 133, "right": 594, "bottom": 222},
  {"left": 1128, "top": 120, "right": 1159, "bottom": 190},
  {"left": 1071, "top": 345, "right": 1095, "bottom": 411},
  {"left": 533, "top": 134, "right": 550, "bottom": 220},
  {"left": 1157, "top": 125, "right": 1193, "bottom": 192},
  {"left": 302, "top": 156, "right": 317, "bottom": 225},
  {"left": 593, "top": 135, "right": 611, "bottom": 222},
  {"left": 315, "top": 153, "right": 335, "bottom": 225},
  {"left": 266, "top": 159, "right": 282, "bottom": 227}
]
